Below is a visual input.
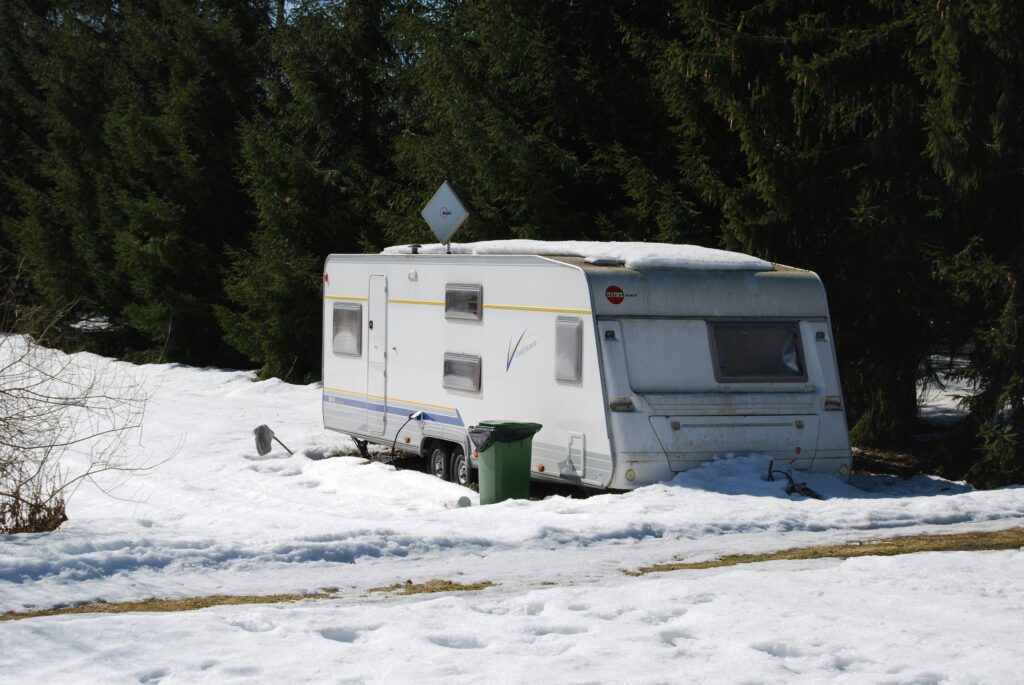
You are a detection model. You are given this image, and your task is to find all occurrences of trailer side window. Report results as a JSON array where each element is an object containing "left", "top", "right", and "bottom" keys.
[
  {"left": 709, "top": 322, "right": 806, "bottom": 382},
  {"left": 445, "top": 284, "right": 483, "bottom": 321},
  {"left": 332, "top": 303, "right": 362, "bottom": 357},
  {"left": 443, "top": 353, "right": 482, "bottom": 392},
  {"left": 555, "top": 316, "right": 583, "bottom": 383}
]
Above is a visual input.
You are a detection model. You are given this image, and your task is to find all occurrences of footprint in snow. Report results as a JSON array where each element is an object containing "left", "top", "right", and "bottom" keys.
[
  {"left": 529, "top": 624, "right": 588, "bottom": 637},
  {"left": 641, "top": 607, "right": 688, "bottom": 624},
  {"left": 244, "top": 452, "right": 290, "bottom": 462},
  {"left": 752, "top": 641, "right": 805, "bottom": 658},
  {"left": 659, "top": 628, "right": 696, "bottom": 647},
  {"left": 832, "top": 655, "right": 862, "bottom": 672},
  {"left": 320, "top": 627, "right": 361, "bottom": 643},
  {"left": 427, "top": 635, "right": 485, "bottom": 650},
  {"left": 226, "top": 614, "right": 275, "bottom": 633},
  {"left": 248, "top": 462, "right": 303, "bottom": 477},
  {"left": 468, "top": 602, "right": 508, "bottom": 616},
  {"left": 320, "top": 624, "right": 381, "bottom": 643},
  {"left": 518, "top": 600, "right": 545, "bottom": 616}
]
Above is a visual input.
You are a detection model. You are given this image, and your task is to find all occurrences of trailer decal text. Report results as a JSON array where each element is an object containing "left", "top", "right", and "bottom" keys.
[
  {"left": 506, "top": 329, "right": 537, "bottom": 371},
  {"left": 605, "top": 286, "right": 638, "bottom": 304}
]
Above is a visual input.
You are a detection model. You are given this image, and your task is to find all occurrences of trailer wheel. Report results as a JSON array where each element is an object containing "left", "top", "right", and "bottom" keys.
[
  {"left": 429, "top": 445, "right": 451, "bottom": 480},
  {"left": 450, "top": 447, "right": 474, "bottom": 486}
]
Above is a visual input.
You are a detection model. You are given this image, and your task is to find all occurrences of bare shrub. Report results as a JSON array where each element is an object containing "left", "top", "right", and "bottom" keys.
[{"left": 0, "top": 332, "right": 148, "bottom": 534}]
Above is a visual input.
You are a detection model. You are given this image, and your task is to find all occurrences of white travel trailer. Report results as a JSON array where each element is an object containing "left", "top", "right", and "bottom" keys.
[{"left": 322, "top": 241, "right": 852, "bottom": 490}]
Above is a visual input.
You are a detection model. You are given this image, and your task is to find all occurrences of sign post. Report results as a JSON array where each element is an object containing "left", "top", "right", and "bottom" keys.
[{"left": 421, "top": 180, "right": 469, "bottom": 251}]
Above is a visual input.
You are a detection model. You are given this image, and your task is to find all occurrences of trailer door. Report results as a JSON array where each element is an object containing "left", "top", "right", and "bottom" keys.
[{"left": 367, "top": 274, "right": 388, "bottom": 436}]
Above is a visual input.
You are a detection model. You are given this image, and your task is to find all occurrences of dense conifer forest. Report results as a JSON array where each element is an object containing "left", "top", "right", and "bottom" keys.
[{"left": 1, "top": 1, "right": 1021, "bottom": 485}]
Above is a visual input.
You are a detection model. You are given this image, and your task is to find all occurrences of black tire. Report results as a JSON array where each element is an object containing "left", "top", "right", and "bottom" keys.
[
  {"left": 450, "top": 447, "right": 474, "bottom": 486},
  {"left": 430, "top": 445, "right": 451, "bottom": 480}
]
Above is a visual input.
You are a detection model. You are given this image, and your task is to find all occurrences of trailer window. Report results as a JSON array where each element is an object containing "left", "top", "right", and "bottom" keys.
[
  {"left": 622, "top": 319, "right": 710, "bottom": 391},
  {"left": 445, "top": 284, "right": 483, "bottom": 321},
  {"left": 555, "top": 316, "right": 582, "bottom": 383},
  {"left": 332, "top": 303, "right": 362, "bottom": 357},
  {"left": 443, "top": 353, "right": 482, "bottom": 392},
  {"left": 709, "top": 322, "right": 805, "bottom": 382}
]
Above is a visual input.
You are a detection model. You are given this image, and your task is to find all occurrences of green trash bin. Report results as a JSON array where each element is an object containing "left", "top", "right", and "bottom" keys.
[{"left": 469, "top": 421, "right": 542, "bottom": 505}]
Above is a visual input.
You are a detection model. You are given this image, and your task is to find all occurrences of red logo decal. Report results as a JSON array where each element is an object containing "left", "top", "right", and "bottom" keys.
[{"left": 605, "top": 286, "right": 624, "bottom": 304}]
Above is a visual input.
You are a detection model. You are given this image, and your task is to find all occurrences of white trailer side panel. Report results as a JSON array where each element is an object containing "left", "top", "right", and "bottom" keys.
[{"left": 322, "top": 255, "right": 614, "bottom": 487}]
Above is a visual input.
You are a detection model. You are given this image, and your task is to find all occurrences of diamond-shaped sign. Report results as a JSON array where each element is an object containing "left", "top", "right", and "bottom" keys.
[{"left": 421, "top": 180, "right": 469, "bottom": 244}]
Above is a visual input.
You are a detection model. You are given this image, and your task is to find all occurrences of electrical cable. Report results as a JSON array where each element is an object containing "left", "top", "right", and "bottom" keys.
[
  {"left": 766, "top": 459, "right": 823, "bottom": 500},
  {"left": 390, "top": 411, "right": 423, "bottom": 456}
]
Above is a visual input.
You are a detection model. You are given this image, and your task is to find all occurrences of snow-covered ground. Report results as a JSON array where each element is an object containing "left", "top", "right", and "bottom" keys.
[
  {"left": 918, "top": 355, "right": 974, "bottom": 429},
  {"left": 2, "top": 345, "right": 1023, "bottom": 683}
]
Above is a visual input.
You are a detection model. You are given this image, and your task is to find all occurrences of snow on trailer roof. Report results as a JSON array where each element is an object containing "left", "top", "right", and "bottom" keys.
[{"left": 382, "top": 240, "right": 773, "bottom": 271}]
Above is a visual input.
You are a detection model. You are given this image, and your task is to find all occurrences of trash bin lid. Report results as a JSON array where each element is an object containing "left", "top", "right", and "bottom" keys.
[
  {"left": 469, "top": 421, "right": 543, "bottom": 451},
  {"left": 477, "top": 420, "right": 543, "bottom": 431}
]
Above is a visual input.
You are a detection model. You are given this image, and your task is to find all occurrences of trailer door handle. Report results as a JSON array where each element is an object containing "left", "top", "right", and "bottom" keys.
[{"left": 368, "top": 320, "right": 374, "bottom": 329}]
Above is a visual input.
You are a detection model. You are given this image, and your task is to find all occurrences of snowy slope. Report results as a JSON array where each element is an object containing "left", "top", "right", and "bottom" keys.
[
  {"left": 3, "top": 550, "right": 1022, "bottom": 684},
  {"left": 2, "top": 344, "right": 1023, "bottom": 683}
]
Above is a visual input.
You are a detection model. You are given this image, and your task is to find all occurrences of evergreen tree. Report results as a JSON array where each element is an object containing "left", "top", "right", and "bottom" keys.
[
  {"left": 2, "top": 0, "right": 1021, "bottom": 488},
  {"left": 0, "top": 0, "right": 47, "bottom": 300},
  {"left": 3, "top": 1, "right": 270, "bottom": 364},
  {"left": 385, "top": 1, "right": 715, "bottom": 245},
  {"left": 98, "top": 0, "right": 270, "bottom": 364},
  {"left": 223, "top": 0, "right": 400, "bottom": 380},
  {"left": 655, "top": 1, "right": 951, "bottom": 446},
  {"left": 1, "top": 2, "right": 121, "bottom": 331},
  {"left": 910, "top": 0, "right": 1024, "bottom": 485}
]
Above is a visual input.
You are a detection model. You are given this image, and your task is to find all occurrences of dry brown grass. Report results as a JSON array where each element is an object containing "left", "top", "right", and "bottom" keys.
[
  {"left": 624, "top": 527, "right": 1024, "bottom": 576},
  {"left": 368, "top": 579, "right": 496, "bottom": 596},
  {"left": 851, "top": 446, "right": 926, "bottom": 477},
  {"left": 2, "top": 578, "right": 498, "bottom": 622},
  {"left": 0, "top": 591, "right": 334, "bottom": 622}
]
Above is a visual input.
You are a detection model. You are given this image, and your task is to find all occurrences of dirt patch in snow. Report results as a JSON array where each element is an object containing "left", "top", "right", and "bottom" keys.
[
  {"left": 1, "top": 591, "right": 335, "bottom": 622},
  {"left": 368, "top": 579, "right": 496, "bottom": 596},
  {"left": 624, "top": 526, "right": 1024, "bottom": 576}
]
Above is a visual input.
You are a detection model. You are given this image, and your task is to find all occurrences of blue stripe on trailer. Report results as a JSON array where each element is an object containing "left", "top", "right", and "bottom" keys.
[{"left": 323, "top": 392, "right": 464, "bottom": 427}]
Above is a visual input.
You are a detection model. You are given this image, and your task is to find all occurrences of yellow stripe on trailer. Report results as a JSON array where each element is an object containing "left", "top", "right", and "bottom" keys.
[
  {"left": 322, "top": 387, "right": 459, "bottom": 412},
  {"left": 380, "top": 299, "right": 590, "bottom": 314},
  {"left": 387, "top": 298, "right": 444, "bottom": 306},
  {"left": 483, "top": 303, "right": 591, "bottom": 315}
]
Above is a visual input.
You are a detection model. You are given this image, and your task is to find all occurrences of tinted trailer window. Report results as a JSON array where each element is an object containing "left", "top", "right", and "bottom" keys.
[{"left": 709, "top": 322, "right": 805, "bottom": 382}]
